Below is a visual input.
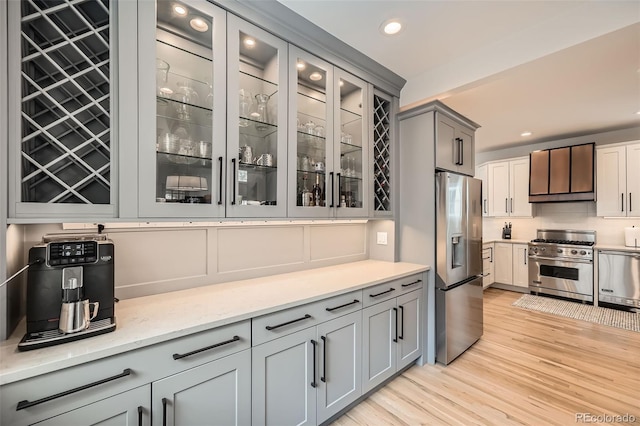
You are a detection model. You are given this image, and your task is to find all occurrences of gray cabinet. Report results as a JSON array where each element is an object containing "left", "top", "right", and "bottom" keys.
[
  {"left": 362, "top": 289, "right": 422, "bottom": 394},
  {"left": 316, "top": 311, "right": 362, "bottom": 424},
  {"left": 152, "top": 349, "right": 251, "bottom": 426},
  {"left": 435, "top": 112, "right": 475, "bottom": 177},
  {"left": 33, "top": 385, "right": 149, "bottom": 426},
  {"left": 252, "top": 327, "right": 317, "bottom": 426}
]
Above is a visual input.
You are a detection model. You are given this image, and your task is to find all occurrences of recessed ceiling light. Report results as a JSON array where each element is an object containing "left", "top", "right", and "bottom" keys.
[
  {"left": 380, "top": 19, "right": 402, "bottom": 35},
  {"left": 296, "top": 62, "right": 306, "bottom": 70},
  {"left": 243, "top": 37, "right": 256, "bottom": 48},
  {"left": 309, "top": 72, "right": 323, "bottom": 81},
  {"left": 521, "top": 131, "right": 533, "bottom": 137},
  {"left": 190, "top": 17, "right": 208, "bottom": 32},
  {"left": 173, "top": 5, "right": 187, "bottom": 16}
]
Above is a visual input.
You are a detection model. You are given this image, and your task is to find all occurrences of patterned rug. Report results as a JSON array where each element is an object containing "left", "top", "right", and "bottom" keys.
[{"left": 513, "top": 294, "right": 640, "bottom": 333}]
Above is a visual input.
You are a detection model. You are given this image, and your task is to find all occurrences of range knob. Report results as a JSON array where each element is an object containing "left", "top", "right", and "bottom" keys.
[
  {"left": 571, "top": 249, "right": 578, "bottom": 255},
  {"left": 580, "top": 250, "right": 587, "bottom": 255},
  {"left": 557, "top": 249, "right": 563, "bottom": 254},
  {"left": 540, "top": 247, "right": 546, "bottom": 252}
]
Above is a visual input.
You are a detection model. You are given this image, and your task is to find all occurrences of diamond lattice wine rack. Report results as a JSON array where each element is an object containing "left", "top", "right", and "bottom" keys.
[
  {"left": 373, "top": 94, "right": 391, "bottom": 212},
  {"left": 19, "top": 0, "right": 111, "bottom": 204}
]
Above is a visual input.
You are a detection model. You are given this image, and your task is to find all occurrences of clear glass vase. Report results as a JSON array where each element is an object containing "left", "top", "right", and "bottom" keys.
[{"left": 254, "top": 93, "right": 270, "bottom": 130}]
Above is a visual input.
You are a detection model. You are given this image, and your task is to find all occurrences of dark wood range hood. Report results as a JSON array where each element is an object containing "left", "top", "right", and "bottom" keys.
[{"left": 529, "top": 142, "right": 595, "bottom": 203}]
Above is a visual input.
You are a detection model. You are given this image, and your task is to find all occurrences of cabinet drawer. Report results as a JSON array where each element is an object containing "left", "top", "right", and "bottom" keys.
[
  {"left": 0, "top": 320, "right": 250, "bottom": 426},
  {"left": 252, "top": 290, "right": 362, "bottom": 346},
  {"left": 363, "top": 274, "right": 422, "bottom": 307}
]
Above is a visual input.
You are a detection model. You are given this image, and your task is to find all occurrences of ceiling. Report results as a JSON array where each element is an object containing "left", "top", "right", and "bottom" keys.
[{"left": 278, "top": 1, "right": 640, "bottom": 152}]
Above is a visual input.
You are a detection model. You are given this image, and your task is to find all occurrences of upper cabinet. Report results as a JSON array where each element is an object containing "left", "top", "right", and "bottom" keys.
[
  {"left": 371, "top": 90, "right": 395, "bottom": 217},
  {"left": 486, "top": 157, "right": 532, "bottom": 217},
  {"left": 138, "top": 0, "right": 226, "bottom": 218},
  {"left": 435, "top": 112, "right": 475, "bottom": 177},
  {"left": 288, "top": 47, "right": 369, "bottom": 218},
  {"left": 596, "top": 142, "right": 640, "bottom": 217},
  {"left": 475, "top": 164, "right": 489, "bottom": 217},
  {"left": 7, "top": 0, "right": 116, "bottom": 219}
]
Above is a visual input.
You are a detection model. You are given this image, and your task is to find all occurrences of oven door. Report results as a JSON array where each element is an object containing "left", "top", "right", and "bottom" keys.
[{"left": 528, "top": 256, "right": 593, "bottom": 301}]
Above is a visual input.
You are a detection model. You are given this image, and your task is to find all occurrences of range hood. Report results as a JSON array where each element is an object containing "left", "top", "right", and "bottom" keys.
[{"left": 529, "top": 142, "right": 595, "bottom": 203}]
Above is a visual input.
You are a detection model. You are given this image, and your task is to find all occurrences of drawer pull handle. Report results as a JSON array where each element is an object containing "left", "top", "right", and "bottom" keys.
[
  {"left": 370, "top": 288, "right": 395, "bottom": 298},
  {"left": 16, "top": 368, "right": 132, "bottom": 411},
  {"left": 401, "top": 279, "right": 422, "bottom": 288},
  {"left": 326, "top": 299, "right": 359, "bottom": 312},
  {"left": 172, "top": 335, "right": 240, "bottom": 360},
  {"left": 266, "top": 314, "right": 312, "bottom": 331}
]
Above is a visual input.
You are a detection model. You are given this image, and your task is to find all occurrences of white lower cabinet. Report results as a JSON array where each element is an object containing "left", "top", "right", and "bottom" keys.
[
  {"left": 152, "top": 349, "right": 251, "bottom": 426},
  {"left": 33, "top": 385, "right": 150, "bottom": 426},
  {"left": 362, "top": 289, "right": 422, "bottom": 394},
  {"left": 493, "top": 242, "right": 528, "bottom": 289},
  {"left": 251, "top": 310, "right": 362, "bottom": 426},
  {"left": 512, "top": 244, "right": 529, "bottom": 289}
]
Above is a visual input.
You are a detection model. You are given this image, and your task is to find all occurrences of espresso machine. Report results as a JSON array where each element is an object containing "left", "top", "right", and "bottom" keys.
[{"left": 19, "top": 234, "right": 116, "bottom": 351}]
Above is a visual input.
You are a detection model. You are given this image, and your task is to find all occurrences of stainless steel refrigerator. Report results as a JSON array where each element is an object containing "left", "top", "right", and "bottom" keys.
[{"left": 435, "top": 171, "right": 483, "bottom": 365}]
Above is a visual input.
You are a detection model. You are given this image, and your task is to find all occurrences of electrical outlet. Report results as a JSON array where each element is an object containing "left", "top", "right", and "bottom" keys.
[{"left": 376, "top": 232, "right": 388, "bottom": 245}]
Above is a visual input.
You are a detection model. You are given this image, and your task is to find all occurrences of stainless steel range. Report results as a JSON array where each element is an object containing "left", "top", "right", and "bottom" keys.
[{"left": 528, "top": 229, "right": 595, "bottom": 303}]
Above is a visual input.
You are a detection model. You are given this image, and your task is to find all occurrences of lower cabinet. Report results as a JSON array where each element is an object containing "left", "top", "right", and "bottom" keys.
[
  {"left": 482, "top": 243, "right": 494, "bottom": 289},
  {"left": 251, "top": 310, "right": 362, "bottom": 426},
  {"left": 152, "top": 349, "right": 251, "bottom": 426},
  {"left": 362, "top": 289, "right": 422, "bottom": 394},
  {"left": 33, "top": 385, "right": 150, "bottom": 426},
  {"left": 512, "top": 244, "right": 529, "bottom": 289},
  {"left": 493, "top": 242, "right": 528, "bottom": 289}
]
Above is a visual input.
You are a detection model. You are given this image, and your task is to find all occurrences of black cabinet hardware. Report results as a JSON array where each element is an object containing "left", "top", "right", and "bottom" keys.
[
  {"left": 217, "top": 156, "right": 223, "bottom": 205},
  {"left": 524, "top": 249, "right": 527, "bottom": 265},
  {"left": 401, "top": 279, "right": 421, "bottom": 288},
  {"left": 172, "top": 335, "right": 240, "bottom": 360},
  {"left": 329, "top": 172, "right": 335, "bottom": 207},
  {"left": 138, "top": 406, "right": 143, "bottom": 426},
  {"left": 17, "top": 369, "right": 132, "bottom": 411},
  {"left": 630, "top": 193, "right": 633, "bottom": 212},
  {"left": 336, "top": 173, "right": 342, "bottom": 207},
  {"left": 162, "top": 398, "right": 168, "bottom": 426},
  {"left": 398, "top": 305, "right": 404, "bottom": 340},
  {"left": 369, "top": 288, "right": 395, "bottom": 298},
  {"left": 326, "top": 299, "right": 359, "bottom": 312},
  {"left": 266, "top": 314, "right": 312, "bottom": 330},
  {"left": 320, "top": 335, "right": 327, "bottom": 383},
  {"left": 458, "top": 138, "right": 464, "bottom": 165},
  {"left": 505, "top": 198, "right": 508, "bottom": 213},
  {"left": 311, "top": 339, "right": 318, "bottom": 388},
  {"left": 622, "top": 193, "right": 624, "bottom": 212},
  {"left": 392, "top": 307, "right": 398, "bottom": 343},
  {"left": 510, "top": 198, "right": 513, "bottom": 213},
  {"left": 231, "top": 158, "right": 237, "bottom": 205},
  {"left": 483, "top": 199, "right": 487, "bottom": 214}
]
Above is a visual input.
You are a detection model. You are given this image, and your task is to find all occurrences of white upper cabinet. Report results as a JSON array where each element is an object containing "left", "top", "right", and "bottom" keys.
[
  {"left": 486, "top": 157, "right": 532, "bottom": 217},
  {"left": 138, "top": 0, "right": 227, "bottom": 218},
  {"left": 596, "top": 142, "right": 640, "bottom": 217},
  {"left": 475, "top": 164, "right": 489, "bottom": 217},
  {"left": 288, "top": 47, "right": 370, "bottom": 218},
  {"left": 226, "top": 16, "right": 288, "bottom": 217}
]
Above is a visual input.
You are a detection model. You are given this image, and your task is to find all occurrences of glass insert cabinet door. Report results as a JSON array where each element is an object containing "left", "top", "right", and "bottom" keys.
[
  {"left": 334, "top": 69, "right": 369, "bottom": 217},
  {"left": 288, "top": 47, "right": 334, "bottom": 218},
  {"left": 226, "top": 16, "right": 288, "bottom": 217},
  {"left": 138, "top": 0, "right": 226, "bottom": 218}
]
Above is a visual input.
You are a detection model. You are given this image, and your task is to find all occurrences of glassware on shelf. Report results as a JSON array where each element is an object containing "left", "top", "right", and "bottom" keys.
[
  {"left": 205, "top": 85, "right": 213, "bottom": 117},
  {"left": 314, "top": 125, "right": 324, "bottom": 137},
  {"left": 156, "top": 59, "right": 172, "bottom": 102},
  {"left": 239, "top": 89, "right": 251, "bottom": 127},
  {"left": 304, "top": 120, "right": 315, "bottom": 135},
  {"left": 253, "top": 94, "right": 270, "bottom": 130},
  {"left": 174, "top": 82, "right": 199, "bottom": 121}
]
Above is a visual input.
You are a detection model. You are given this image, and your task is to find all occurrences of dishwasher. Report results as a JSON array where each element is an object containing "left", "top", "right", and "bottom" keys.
[{"left": 598, "top": 250, "right": 640, "bottom": 311}]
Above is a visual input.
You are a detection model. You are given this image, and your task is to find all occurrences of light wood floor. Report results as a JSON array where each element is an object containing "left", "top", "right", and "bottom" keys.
[{"left": 332, "top": 288, "right": 640, "bottom": 425}]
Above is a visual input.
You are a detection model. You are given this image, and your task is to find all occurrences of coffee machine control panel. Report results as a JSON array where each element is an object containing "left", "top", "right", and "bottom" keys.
[{"left": 47, "top": 241, "right": 98, "bottom": 266}]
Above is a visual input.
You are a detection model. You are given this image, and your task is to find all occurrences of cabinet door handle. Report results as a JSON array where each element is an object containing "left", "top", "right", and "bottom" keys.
[
  {"left": 452, "top": 138, "right": 458, "bottom": 165},
  {"left": 162, "top": 397, "right": 168, "bottom": 426},
  {"left": 622, "top": 193, "right": 624, "bottom": 212},
  {"left": 401, "top": 279, "right": 422, "bottom": 288},
  {"left": 630, "top": 193, "right": 632, "bottom": 212},
  {"left": 320, "top": 335, "right": 327, "bottom": 383},
  {"left": 172, "top": 335, "right": 240, "bottom": 360},
  {"left": 398, "top": 305, "right": 404, "bottom": 340},
  {"left": 393, "top": 307, "right": 398, "bottom": 343},
  {"left": 459, "top": 138, "right": 464, "bottom": 165},
  {"left": 326, "top": 299, "right": 359, "bottom": 312},
  {"left": 483, "top": 199, "right": 487, "bottom": 214},
  {"left": 505, "top": 198, "right": 508, "bottom": 213},
  {"left": 16, "top": 368, "right": 132, "bottom": 411},
  {"left": 369, "top": 287, "right": 395, "bottom": 298},
  {"left": 217, "top": 156, "right": 223, "bottom": 205},
  {"left": 510, "top": 198, "right": 513, "bottom": 213},
  {"left": 231, "top": 158, "right": 237, "bottom": 205},
  {"left": 490, "top": 247, "right": 493, "bottom": 262},
  {"left": 310, "top": 339, "right": 318, "bottom": 388},
  {"left": 336, "top": 173, "right": 342, "bottom": 208},
  {"left": 138, "top": 406, "right": 143, "bottom": 426},
  {"left": 265, "top": 314, "right": 312, "bottom": 330},
  {"left": 329, "top": 172, "right": 335, "bottom": 207},
  {"left": 524, "top": 248, "right": 527, "bottom": 265}
]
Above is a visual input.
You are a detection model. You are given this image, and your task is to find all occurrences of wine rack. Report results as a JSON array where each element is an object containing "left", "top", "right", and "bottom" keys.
[
  {"left": 373, "top": 94, "right": 391, "bottom": 212},
  {"left": 19, "top": 0, "right": 111, "bottom": 204}
]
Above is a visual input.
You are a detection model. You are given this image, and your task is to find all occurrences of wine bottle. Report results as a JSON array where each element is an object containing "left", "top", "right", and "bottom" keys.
[{"left": 312, "top": 174, "right": 323, "bottom": 207}]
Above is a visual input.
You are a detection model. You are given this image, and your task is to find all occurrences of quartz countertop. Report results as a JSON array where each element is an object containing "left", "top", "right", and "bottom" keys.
[
  {"left": 595, "top": 244, "right": 640, "bottom": 253},
  {"left": 0, "top": 260, "right": 429, "bottom": 385},
  {"left": 483, "top": 238, "right": 531, "bottom": 244}
]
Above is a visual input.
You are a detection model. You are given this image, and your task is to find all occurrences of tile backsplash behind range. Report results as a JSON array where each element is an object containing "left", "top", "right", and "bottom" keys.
[{"left": 483, "top": 202, "right": 639, "bottom": 245}]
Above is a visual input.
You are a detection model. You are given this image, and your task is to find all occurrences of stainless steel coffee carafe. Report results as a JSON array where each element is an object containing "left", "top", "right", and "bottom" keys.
[{"left": 59, "top": 267, "right": 99, "bottom": 334}]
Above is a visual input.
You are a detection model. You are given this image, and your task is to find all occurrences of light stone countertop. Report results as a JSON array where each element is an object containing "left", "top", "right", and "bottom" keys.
[
  {"left": 595, "top": 244, "right": 640, "bottom": 253},
  {"left": 0, "top": 260, "right": 429, "bottom": 385},
  {"left": 483, "top": 239, "right": 531, "bottom": 245}
]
